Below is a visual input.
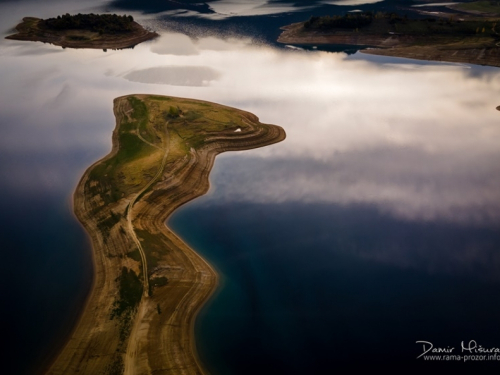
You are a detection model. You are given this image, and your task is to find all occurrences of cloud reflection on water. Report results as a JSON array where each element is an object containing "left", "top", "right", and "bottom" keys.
[
  {"left": 1, "top": 31, "right": 500, "bottom": 226},
  {"left": 322, "top": 0, "right": 383, "bottom": 5},
  {"left": 205, "top": 0, "right": 316, "bottom": 18},
  {"left": 123, "top": 66, "right": 220, "bottom": 86},
  {"left": 150, "top": 33, "right": 199, "bottom": 55}
]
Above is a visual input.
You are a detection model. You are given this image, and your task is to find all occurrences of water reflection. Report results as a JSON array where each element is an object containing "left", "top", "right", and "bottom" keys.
[
  {"left": 109, "top": 0, "right": 216, "bottom": 15},
  {"left": 2, "top": 22, "right": 499, "bottom": 239},
  {"left": 108, "top": 31, "right": 500, "bottom": 226},
  {"left": 108, "top": 0, "right": 322, "bottom": 17},
  {"left": 323, "top": 0, "right": 383, "bottom": 5},
  {"left": 3, "top": 29, "right": 499, "bottom": 225},
  {"left": 205, "top": 0, "right": 316, "bottom": 18},
  {"left": 204, "top": 145, "right": 500, "bottom": 225},
  {"left": 4, "top": 42, "right": 65, "bottom": 55},
  {"left": 150, "top": 33, "right": 199, "bottom": 55},
  {"left": 124, "top": 65, "right": 220, "bottom": 86}
]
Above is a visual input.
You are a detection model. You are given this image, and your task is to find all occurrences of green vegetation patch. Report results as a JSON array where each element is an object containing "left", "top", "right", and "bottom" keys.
[
  {"left": 117, "top": 132, "right": 152, "bottom": 162},
  {"left": 455, "top": 1, "right": 500, "bottom": 14},
  {"left": 87, "top": 96, "right": 160, "bottom": 203},
  {"left": 303, "top": 11, "right": 499, "bottom": 38},
  {"left": 111, "top": 267, "right": 143, "bottom": 319},
  {"left": 388, "top": 15, "right": 497, "bottom": 37},
  {"left": 149, "top": 95, "right": 173, "bottom": 101},
  {"left": 106, "top": 355, "right": 124, "bottom": 375},
  {"left": 108, "top": 267, "right": 143, "bottom": 370},
  {"left": 183, "top": 110, "right": 203, "bottom": 122},
  {"left": 166, "top": 106, "right": 181, "bottom": 119},
  {"left": 164, "top": 105, "right": 245, "bottom": 150},
  {"left": 43, "top": 13, "right": 135, "bottom": 34},
  {"left": 131, "top": 95, "right": 165, "bottom": 149},
  {"left": 305, "top": 12, "right": 374, "bottom": 30}
]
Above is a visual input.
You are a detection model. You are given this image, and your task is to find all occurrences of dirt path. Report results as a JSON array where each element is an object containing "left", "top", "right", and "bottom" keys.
[{"left": 126, "top": 121, "right": 170, "bottom": 297}]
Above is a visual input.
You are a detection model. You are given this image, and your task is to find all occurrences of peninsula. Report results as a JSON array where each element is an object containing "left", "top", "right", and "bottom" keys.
[
  {"left": 6, "top": 14, "right": 158, "bottom": 49},
  {"left": 47, "top": 95, "right": 285, "bottom": 374},
  {"left": 278, "top": 12, "right": 500, "bottom": 68}
]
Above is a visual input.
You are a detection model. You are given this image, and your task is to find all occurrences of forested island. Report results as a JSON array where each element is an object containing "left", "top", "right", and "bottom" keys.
[
  {"left": 279, "top": 11, "right": 500, "bottom": 67},
  {"left": 6, "top": 13, "right": 158, "bottom": 49}
]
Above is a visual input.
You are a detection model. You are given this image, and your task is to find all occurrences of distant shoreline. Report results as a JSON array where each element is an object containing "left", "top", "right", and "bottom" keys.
[
  {"left": 5, "top": 17, "right": 158, "bottom": 50},
  {"left": 278, "top": 17, "right": 500, "bottom": 68}
]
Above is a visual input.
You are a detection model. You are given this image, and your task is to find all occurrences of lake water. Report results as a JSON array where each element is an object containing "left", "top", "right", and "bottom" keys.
[{"left": 1, "top": 0, "right": 500, "bottom": 373}]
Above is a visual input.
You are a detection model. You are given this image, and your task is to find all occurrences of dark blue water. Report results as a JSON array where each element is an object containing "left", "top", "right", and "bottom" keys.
[
  {"left": 0, "top": 191, "right": 92, "bottom": 374},
  {"left": 169, "top": 155, "right": 500, "bottom": 374}
]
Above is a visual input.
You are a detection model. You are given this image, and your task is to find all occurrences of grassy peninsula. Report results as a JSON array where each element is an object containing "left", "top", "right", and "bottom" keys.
[
  {"left": 278, "top": 12, "right": 500, "bottom": 67},
  {"left": 6, "top": 14, "right": 158, "bottom": 49},
  {"left": 47, "top": 95, "right": 285, "bottom": 375}
]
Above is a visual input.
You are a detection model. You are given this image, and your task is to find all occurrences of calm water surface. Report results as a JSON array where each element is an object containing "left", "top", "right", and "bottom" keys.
[{"left": 1, "top": 0, "right": 500, "bottom": 373}]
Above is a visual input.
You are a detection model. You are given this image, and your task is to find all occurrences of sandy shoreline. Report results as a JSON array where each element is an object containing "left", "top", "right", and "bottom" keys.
[{"left": 45, "top": 95, "right": 285, "bottom": 375}]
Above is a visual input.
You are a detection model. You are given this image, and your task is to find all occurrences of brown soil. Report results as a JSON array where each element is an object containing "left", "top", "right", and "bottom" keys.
[
  {"left": 5, "top": 17, "right": 158, "bottom": 50},
  {"left": 45, "top": 95, "right": 285, "bottom": 375},
  {"left": 363, "top": 44, "right": 500, "bottom": 68}
]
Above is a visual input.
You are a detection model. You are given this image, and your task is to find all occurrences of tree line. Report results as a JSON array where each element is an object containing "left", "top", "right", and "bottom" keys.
[
  {"left": 304, "top": 12, "right": 374, "bottom": 30},
  {"left": 43, "top": 13, "right": 135, "bottom": 34}
]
